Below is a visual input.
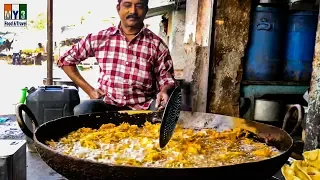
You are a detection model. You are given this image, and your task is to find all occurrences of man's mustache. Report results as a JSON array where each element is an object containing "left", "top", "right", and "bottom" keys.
[{"left": 126, "top": 14, "right": 139, "bottom": 19}]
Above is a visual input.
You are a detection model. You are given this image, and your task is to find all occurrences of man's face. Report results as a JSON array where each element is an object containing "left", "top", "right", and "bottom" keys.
[{"left": 117, "top": 0, "right": 148, "bottom": 28}]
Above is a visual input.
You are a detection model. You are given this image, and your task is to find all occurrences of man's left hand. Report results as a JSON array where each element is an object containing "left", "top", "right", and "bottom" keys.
[{"left": 155, "top": 91, "right": 169, "bottom": 111}]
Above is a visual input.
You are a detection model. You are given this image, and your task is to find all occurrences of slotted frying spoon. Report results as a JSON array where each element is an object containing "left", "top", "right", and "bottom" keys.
[{"left": 159, "top": 86, "right": 182, "bottom": 148}]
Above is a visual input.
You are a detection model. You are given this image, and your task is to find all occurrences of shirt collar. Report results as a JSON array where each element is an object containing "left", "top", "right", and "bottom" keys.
[{"left": 110, "top": 22, "right": 148, "bottom": 37}]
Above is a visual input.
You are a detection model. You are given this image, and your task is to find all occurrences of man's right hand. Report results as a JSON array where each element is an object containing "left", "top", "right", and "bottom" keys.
[
  {"left": 61, "top": 66, "right": 103, "bottom": 100},
  {"left": 89, "top": 89, "right": 105, "bottom": 99}
]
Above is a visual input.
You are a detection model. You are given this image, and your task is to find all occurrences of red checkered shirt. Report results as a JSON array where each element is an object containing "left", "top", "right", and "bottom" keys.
[{"left": 58, "top": 25, "right": 176, "bottom": 110}]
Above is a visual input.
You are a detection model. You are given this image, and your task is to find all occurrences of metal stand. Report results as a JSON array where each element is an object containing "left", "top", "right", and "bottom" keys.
[{"left": 46, "top": 0, "right": 53, "bottom": 85}]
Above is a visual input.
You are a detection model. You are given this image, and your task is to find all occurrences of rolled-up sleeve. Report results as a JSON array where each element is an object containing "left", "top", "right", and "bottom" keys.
[
  {"left": 57, "top": 34, "right": 95, "bottom": 68},
  {"left": 155, "top": 42, "right": 177, "bottom": 90}
]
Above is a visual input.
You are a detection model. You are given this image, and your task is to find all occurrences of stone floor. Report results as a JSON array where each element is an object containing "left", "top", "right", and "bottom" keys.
[{"left": 27, "top": 152, "right": 66, "bottom": 180}]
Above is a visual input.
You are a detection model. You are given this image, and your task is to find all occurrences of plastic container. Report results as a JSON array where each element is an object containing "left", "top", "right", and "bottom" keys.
[
  {"left": 24, "top": 85, "right": 80, "bottom": 152},
  {"left": 244, "top": 6, "right": 285, "bottom": 81},
  {"left": 283, "top": 10, "right": 318, "bottom": 81}
]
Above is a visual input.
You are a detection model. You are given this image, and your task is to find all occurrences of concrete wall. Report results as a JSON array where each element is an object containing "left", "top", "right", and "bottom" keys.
[
  {"left": 149, "top": 0, "right": 251, "bottom": 115},
  {"left": 183, "top": 0, "right": 199, "bottom": 82},
  {"left": 144, "top": 15, "right": 162, "bottom": 37},
  {"left": 168, "top": 10, "right": 187, "bottom": 70},
  {"left": 145, "top": 6, "right": 186, "bottom": 72},
  {"left": 207, "top": 0, "right": 251, "bottom": 117},
  {"left": 304, "top": 5, "right": 320, "bottom": 150},
  {"left": 183, "top": 0, "right": 213, "bottom": 112}
]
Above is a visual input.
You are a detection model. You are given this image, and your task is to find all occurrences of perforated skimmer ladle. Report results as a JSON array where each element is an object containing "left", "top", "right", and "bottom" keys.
[{"left": 159, "top": 86, "right": 182, "bottom": 148}]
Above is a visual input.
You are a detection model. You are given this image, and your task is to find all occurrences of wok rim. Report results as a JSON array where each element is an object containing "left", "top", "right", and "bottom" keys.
[{"left": 33, "top": 112, "right": 293, "bottom": 170}]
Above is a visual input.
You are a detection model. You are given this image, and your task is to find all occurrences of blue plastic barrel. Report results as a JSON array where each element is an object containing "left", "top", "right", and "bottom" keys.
[
  {"left": 283, "top": 11, "right": 318, "bottom": 81},
  {"left": 244, "top": 6, "right": 284, "bottom": 81}
]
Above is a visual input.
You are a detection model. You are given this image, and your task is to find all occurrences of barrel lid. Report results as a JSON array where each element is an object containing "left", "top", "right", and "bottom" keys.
[
  {"left": 38, "top": 85, "right": 65, "bottom": 90},
  {"left": 256, "top": 5, "right": 282, "bottom": 12},
  {"left": 259, "top": 0, "right": 287, "bottom": 3},
  {"left": 289, "top": 0, "right": 316, "bottom": 3},
  {"left": 288, "top": 0, "right": 318, "bottom": 11}
]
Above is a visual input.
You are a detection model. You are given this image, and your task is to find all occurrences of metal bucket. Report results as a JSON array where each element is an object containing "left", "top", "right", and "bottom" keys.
[
  {"left": 254, "top": 99, "right": 305, "bottom": 138},
  {"left": 254, "top": 99, "right": 284, "bottom": 122}
]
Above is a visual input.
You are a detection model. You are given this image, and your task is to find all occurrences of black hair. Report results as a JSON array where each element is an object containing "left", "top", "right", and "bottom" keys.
[{"left": 118, "top": 0, "right": 149, "bottom": 5}]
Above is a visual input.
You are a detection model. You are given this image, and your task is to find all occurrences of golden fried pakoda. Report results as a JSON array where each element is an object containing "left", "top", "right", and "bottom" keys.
[{"left": 46, "top": 122, "right": 279, "bottom": 168}]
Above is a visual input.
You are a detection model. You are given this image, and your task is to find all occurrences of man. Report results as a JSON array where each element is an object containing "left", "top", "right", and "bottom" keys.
[
  {"left": 35, "top": 43, "right": 45, "bottom": 65},
  {"left": 11, "top": 40, "right": 21, "bottom": 65},
  {"left": 58, "top": 0, "right": 177, "bottom": 115}
]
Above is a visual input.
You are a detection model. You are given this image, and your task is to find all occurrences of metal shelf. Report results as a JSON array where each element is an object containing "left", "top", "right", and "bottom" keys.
[
  {"left": 242, "top": 80, "right": 309, "bottom": 86},
  {"left": 241, "top": 82, "right": 309, "bottom": 121}
]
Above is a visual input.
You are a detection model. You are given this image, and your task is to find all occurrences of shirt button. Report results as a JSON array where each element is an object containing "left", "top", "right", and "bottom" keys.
[
  {"left": 124, "top": 96, "right": 127, "bottom": 100},
  {"left": 123, "top": 80, "right": 126, "bottom": 83},
  {"left": 126, "top": 62, "right": 129, "bottom": 65}
]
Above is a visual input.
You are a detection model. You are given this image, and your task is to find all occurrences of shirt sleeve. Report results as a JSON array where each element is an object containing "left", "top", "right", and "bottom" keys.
[
  {"left": 154, "top": 42, "right": 177, "bottom": 91},
  {"left": 57, "top": 34, "right": 95, "bottom": 67}
]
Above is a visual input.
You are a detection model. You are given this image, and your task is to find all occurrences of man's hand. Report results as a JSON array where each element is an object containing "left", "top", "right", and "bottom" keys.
[
  {"left": 155, "top": 85, "right": 175, "bottom": 110},
  {"left": 155, "top": 91, "right": 169, "bottom": 110},
  {"left": 89, "top": 89, "right": 105, "bottom": 99}
]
